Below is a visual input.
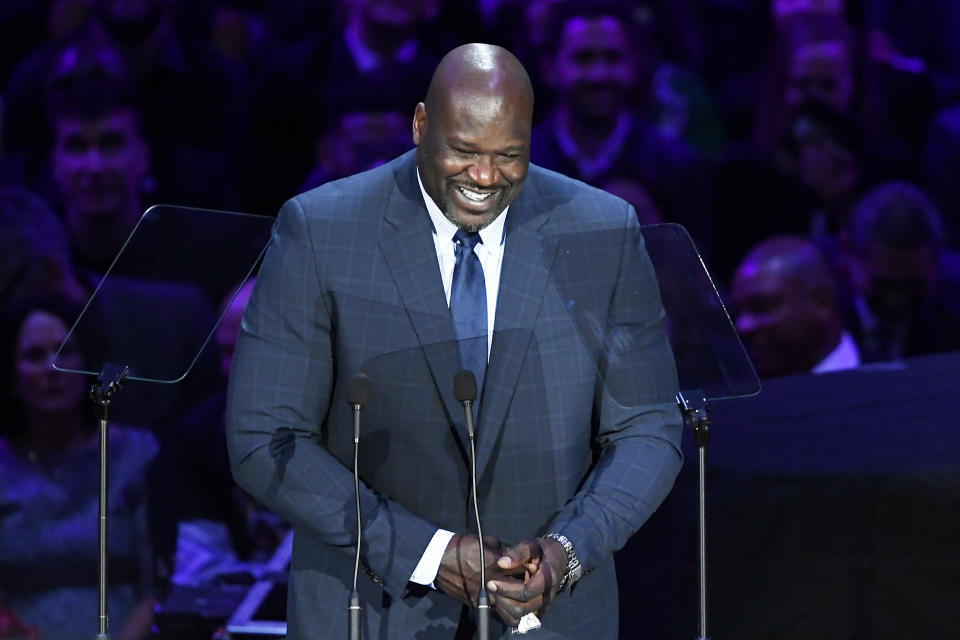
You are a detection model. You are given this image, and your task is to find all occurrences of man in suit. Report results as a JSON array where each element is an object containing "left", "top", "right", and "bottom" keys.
[
  {"left": 226, "top": 43, "right": 683, "bottom": 638},
  {"left": 731, "top": 236, "right": 861, "bottom": 378}
]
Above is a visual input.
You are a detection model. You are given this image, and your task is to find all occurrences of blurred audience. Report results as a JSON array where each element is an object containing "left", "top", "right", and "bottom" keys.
[
  {"left": 0, "top": 186, "right": 88, "bottom": 306},
  {"left": 3, "top": 0, "right": 251, "bottom": 169},
  {"left": 713, "top": 12, "right": 881, "bottom": 284},
  {"left": 0, "top": 185, "right": 221, "bottom": 438},
  {"left": 731, "top": 235, "right": 859, "bottom": 378},
  {"left": 2, "top": 0, "right": 960, "bottom": 628},
  {"left": 0, "top": 294, "right": 157, "bottom": 640},
  {"left": 1, "top": 33, "right": 237, "bottom": 267},
  {"left": 46, "top": 50, "right": 150, "bottom": 275},
  {"left": 250, "top": 0, "right": 449, "bottom": 213},
  {"left": 923, "top": 102, "right": 960, "bottom": 249},
  {"left": 150, "top": 277, "right": 289, "bottom": 586},
  {"left": 842, "top": 182, "right": 960, "bottom": 362},
  {"left": 300, "top": 108, "right": 412, "bottom": 191},
  {"left": 598, "top": 177, "right": 664, "bottom": 226},
  {"left": 530, "top": 0, "right": 714, "bottom": 253}
]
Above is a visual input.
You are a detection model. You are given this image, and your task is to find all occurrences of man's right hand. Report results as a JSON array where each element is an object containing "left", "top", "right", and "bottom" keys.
[{"left": 435, "top": 533, "right": 528, "bottom": 626}]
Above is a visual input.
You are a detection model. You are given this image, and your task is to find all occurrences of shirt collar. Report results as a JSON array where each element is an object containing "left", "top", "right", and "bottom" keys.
[
  {"left": 812, "top": 331, "right": 861, "bottom": 373},
  {"left": 416, "top": 167, "right": 507, "bottom": 247}
]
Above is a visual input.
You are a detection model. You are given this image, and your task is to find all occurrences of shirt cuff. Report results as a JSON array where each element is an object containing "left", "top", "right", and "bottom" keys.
[{"left": 409, "top": 528, "right": 456, "bottom": 586}]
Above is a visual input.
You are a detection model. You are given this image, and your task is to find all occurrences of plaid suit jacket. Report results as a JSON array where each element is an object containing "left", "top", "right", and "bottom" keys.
[{"left": 226, "top": 149, "right": 683, "bottom": 639}]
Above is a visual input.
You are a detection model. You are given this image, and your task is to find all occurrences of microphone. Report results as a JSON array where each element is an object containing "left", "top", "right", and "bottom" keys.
[
  {"left": 454, "top": 370, "right": 489, "bottom": 640},
  {"left": 347, "top": 373, "right": 371, "bottom": 640}
]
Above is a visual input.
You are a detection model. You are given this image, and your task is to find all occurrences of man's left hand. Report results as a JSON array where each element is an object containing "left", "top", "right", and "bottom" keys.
[{"left": 485, "top": 537, "right": 568, "bottom": 621}]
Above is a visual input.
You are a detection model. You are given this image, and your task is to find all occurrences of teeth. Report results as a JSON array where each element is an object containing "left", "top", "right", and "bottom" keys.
[{"left": 459, "top": 187, "right": 493, "bottom": 202}]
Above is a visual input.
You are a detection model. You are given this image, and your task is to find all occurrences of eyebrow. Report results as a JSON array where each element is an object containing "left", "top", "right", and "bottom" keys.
[{"left": 449, "top": 138, "right": 526, "bottom": 153}]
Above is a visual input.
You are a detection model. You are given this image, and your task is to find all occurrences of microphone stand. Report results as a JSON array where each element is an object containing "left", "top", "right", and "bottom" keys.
[
  {"left": 89, "top": 363, "right": 129, "bottom": 640},
  {"left": 347, "top": 374, "right": 371, "bottom": 640},
  {"left": 455, "top": 370, "right": 489, "bottom": 640},
  {"left": 677, "top": 391, "right": 711, "bottom": 640}
]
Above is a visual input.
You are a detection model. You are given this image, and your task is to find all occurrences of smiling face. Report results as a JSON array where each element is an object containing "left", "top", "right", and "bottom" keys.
[
  {"left": 732, "top": 261, "right": 828, "bottom": 377},
  {"left": 551, "top": 15, "right": 635, "bottom": 122},
  {"left": 413, "top": 83, "right": 532, "bottom": 232},
  {"left": 51, "top": 108, "right": 149, "bottom": 228},
  {"left": 785, "top": 40, "right": 854, "bottom": 114},
  {"left": 14, "top": 310, "right": 86, "bottom": 417}
]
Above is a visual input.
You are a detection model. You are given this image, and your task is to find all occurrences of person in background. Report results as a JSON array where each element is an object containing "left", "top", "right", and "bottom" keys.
[
  {"left": 250, "top": 0, "right": 448, "bottom": 213},
  {"left": 712, "top": 13, "right": 874, "bottom": 285},
  {"left": 0, "top": 294, "right": 157, "bottom": 640},
  {"left": 0, "top": 186, "right": 88, "bottom": 306},
  {"left": 843, "top": 181, "right": 960, "bottom": 362},
  {"left": 299, "top": 108, "right": 412, "bottom": 192},
  {"left": 45, "top": 47, "right": 150, "bottom": 275},
  {"left": 922, "top": 102, "right": 960, "bottom": 249},
  {"left": 40, "top": 36, "right": 237, "bottom": 275},
  {"left": 0, "top": 181, "right": 222, "bottom": 446},
  {"left": 2, "top": 0, "right": 251, "bottom": 179},
  {"left": 530, "top": 0, "right": 713, "bottom": 258},
  {"left": 731, "top": 235, "right": 859, "bottom": 378},
  {"left": 151, "top": 277, "right": 290, "bottom": 586}
]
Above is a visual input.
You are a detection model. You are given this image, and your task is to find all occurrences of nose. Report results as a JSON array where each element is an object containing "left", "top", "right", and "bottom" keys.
[
  {"left": 82, "top": 147, "right": 107, "bottom": 171},
  {"left": 466, "top": 155, "right": 498, "bottom": 187},
  {"left": 586, "top": 61, "right": 611, "bottom": 82}
]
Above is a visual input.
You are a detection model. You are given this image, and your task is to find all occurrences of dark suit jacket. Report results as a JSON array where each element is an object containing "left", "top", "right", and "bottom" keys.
[{"left": 226, "top": 150, "right": 683, "bottom": 638}]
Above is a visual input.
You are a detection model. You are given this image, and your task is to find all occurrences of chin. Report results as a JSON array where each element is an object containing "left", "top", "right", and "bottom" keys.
[{"left": 455, "top": 211, "right": 501, "bottom": 233}]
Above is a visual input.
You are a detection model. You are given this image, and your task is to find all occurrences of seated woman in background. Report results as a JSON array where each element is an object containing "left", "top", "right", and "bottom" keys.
[{"left": 0, "top": 295, "right": 157, "bottom": 640}]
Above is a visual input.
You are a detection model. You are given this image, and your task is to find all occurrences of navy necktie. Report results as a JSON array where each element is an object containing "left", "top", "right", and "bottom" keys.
[{"left": 450, "top": 229, "right": 487, "bottom": 401}]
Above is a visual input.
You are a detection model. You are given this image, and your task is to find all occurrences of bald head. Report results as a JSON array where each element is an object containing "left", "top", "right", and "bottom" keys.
[
  {"left": 732, "top": 236, "right": 844, "bottom": 377},
  {"left": 739, "top": 237, "right": 838, "bottom": 297},
  {"left": 414, "top": 44, "right": 533, "bottom": 231},
  {"left": 424, "top": 44, "right": 533, "bottom": 118}
]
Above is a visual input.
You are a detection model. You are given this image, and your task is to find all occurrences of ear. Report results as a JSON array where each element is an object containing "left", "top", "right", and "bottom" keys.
[{"left": 412, "top": 102, "right": 426, "bottom": 146}]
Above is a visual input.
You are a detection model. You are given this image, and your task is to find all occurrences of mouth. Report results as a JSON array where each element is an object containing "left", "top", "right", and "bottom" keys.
[{"left": 455, "top": 185, "right": 498, "bottom": 204}]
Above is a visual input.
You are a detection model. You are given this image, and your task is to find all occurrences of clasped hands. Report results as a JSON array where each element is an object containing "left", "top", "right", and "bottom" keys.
[{"left": 435, "top": 533, "right": 568, "bottom": 628}]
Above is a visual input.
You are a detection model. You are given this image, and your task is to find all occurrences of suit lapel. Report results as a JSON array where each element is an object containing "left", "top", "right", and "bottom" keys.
[
  {"left": 379, "top": 153, "right": 468, "bottom": 450},
  {"left": 377, "top": 155, "right": 558, "bottom": 474},
  {"left": 475, "top": 177, "right": 554, "bottom": 477}
]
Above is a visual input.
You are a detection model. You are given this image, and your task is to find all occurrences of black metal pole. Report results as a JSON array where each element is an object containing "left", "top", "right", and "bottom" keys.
[
  {"left": 677, "top": 391, "right": 710, "bottom": 640},
  {"left": 90, "top": 364, "right": 128, "bottom": 640}
]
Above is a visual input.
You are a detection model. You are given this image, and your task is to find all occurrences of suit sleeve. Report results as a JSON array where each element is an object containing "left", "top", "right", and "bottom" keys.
[
  {"left": 545, "top": 205, "right": 684, "bottom": 575},
  {"left": 225, "top": 198, "right": 437, "bottom": 599}
]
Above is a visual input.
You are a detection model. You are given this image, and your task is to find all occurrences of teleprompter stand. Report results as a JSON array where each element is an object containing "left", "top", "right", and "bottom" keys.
[
  {"left": 641, "top": 224, "right": 760, "bottom": 640},
  {"left": 53, "top": 206, "right": 275, "bottom": 639},
  {"left": 90, "top": 364, "right": 128, "bottom": 639},
  {"left": 541, "top": 222, "right": 758, "bottom": 640},
  {"left": 677, "top": 391, "right": 711, "bottom": 640}
]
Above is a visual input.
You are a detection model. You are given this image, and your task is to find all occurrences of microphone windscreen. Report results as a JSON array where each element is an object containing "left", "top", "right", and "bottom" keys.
[
  {"left": 346, "top": 373, "right": 372, "bottom": 406},
  {"left": 454, "top": 369, "right": 477, "bottom": 403}
]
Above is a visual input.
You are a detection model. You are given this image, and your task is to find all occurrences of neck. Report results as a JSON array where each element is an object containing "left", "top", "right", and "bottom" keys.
[
  {"left": 66, "top": 204, "right": 140, "bottom": 271},
  {"left": 557, "top": 105, "right": 625, "bottom": 157}
]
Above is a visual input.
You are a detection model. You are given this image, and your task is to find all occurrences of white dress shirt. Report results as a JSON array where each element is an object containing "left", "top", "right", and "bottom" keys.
[
  {"left": 812, "top": 331, "right": 861, "bottom": 373},
  {"left": 409, "top": 169, "right": 508, "bottom": 586}
]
